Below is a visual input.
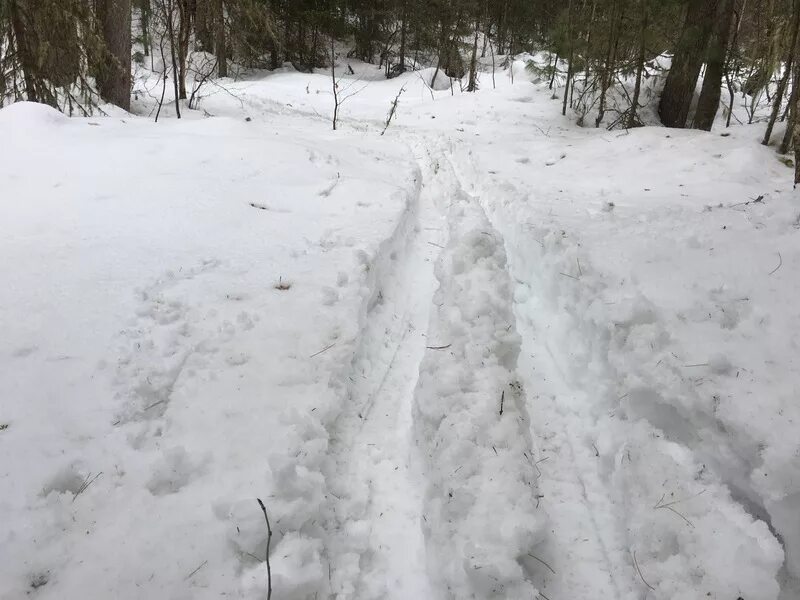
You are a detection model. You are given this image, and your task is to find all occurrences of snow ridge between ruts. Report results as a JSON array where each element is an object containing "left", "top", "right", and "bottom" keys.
[
  {"left": 239, "top": 166, "right": 424, "bottom": 599},
  {"left": 446, "top": 142, "right": 786, "bottom": 599},
  {"left": 412, "top": 143, "right": 548, "bottom": 599}
]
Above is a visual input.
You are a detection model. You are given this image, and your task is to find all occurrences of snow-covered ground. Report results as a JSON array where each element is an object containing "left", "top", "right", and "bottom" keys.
[{"left": 2, "top": 55, "right": 799, "bottom": 599}]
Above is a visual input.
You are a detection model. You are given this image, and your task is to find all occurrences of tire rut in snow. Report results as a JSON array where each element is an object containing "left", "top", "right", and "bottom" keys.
[{"left": 412, "top": 146, "right": 548, "bottom": 599}]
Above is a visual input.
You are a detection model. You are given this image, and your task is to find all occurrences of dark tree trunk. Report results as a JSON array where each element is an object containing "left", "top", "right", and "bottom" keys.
[
  {"left": 794, "top": 88, "right": 800, "bottom": 184},
  {"left": 215, "top": 0, "right": 227, "bottom": 76},
  {"left": 659, "top": 0, "right": 718, "bottom": 128},
  {"left": 467, "top": 17, "right": 480, "bottom": 91},
  {"left": 177, "top": 0, "right": 191, "bottom": 99},
  {"left": 398, "top": 0, "right": 408, "bottom": 72},
  {"left": 694, "top": 0, "right": 736, "bottom": 130},
  {"left": 140, "top": 0, "right": 152, "bottom": 57},
  {"left": 195, "top": 0, "right": 213, "bottom": 51},
  {"left": 165, "top": 0, "right": 181, "bottom": 117},
  {"left": 628, "top": 0, "right": 648, "bottom": 128},
  {"left": 97, "top": 0, "right": 132, "bottom": 111},
  {"left": 562, "top": 0, "right": 574, "bottom": 116},
  {"left": 8, "top": 0, "right": 39, "bottom": 103},
  {"left": 780, "top": 60, "right": 800, "bottom": 153},
  {"left": 763, "top": 0, "right": 800, "bottom": 144}
]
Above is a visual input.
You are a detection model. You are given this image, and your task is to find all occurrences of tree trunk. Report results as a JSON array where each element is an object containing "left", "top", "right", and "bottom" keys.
[
  {"left": 467, "top": 17, "right": 480, "bottom": 92},
  {"left": 164, "top": 0, "right": 181, "bottom": 117},
  {"left": 8, "top": 0, "right": 39, "bottom": 103},
  {"left": 140, "top": 0, "right": 152, "bottom": 57},
  {"left": 763, "top": 0, "right": 800, "bottom": 144},
  {"left": 659, "top": 0, "right": 718, "bottom": 128},
  {"left": 195, "top": 0, "right": 213, "bottom": 51},
  {"left": 177, "top": 0, "right": 190, "bottom": 100},
  {"left": 330, "top": 36, "right": 339, "bottom": 130},
  {"left": 549, "top": 53, "right": 559, "bottom": 90},
  {"left": 398, "top": 0, "right": 407, "bottom": 73},
  {"left": 97, "top": 0, "right": 132, "bottom": 110},
  {"left": 628, "top": 0, "right": 648, "bottom": 128},
  {"left": 694, "top": 0, "right": 736, "bottom": 130},
  {"left": 781, "top": 60, "right": 800, "bottom": 153},
  {"left": 724, "top": 0, "right": 745, "bottom": 128},
  {"left": 562, "top": 0, "right": 574, "bottom": 116},
  {"left": 596, "top": 0, "right": 625, "bottom": 128},
  {"left": 793, "top": 87, "right": 800, "bottom": 184},
  {"left": 215, "top": 0, "right": 227, "bottom": 76}
]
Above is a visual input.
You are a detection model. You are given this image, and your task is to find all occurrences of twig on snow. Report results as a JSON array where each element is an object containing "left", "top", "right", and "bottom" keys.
[
  {"left": 256, "top": 498, "right": 273, "bottom": 600},
  {"left": 144, "top": 399, "right": 166, "bottom": 411},
  {"left": 769, "top": 252, "right": 783, "bottom": 276},
  {"left": 310, "top": 343, "right": 336, "bottom": 358},
  {"left": 527, "top": 553, "right": 556, "bottom": 574},
  {"left": 73, "top": 472, "right": 102, "bottom": 503},
  {"left": 426, "top": 344, "right": 451, "bottom": 350},
  {"left": 499, "top": 390, "right": 505, "bottom": 416},
  {"left": 632, "top": 550, "right": 655, "bottom": 591},
  {"left": 653, "top": 489, "right": 706, "bottom": 528},
  {"left": 184, "top": 560, "right": 208, "bottom": 580}
]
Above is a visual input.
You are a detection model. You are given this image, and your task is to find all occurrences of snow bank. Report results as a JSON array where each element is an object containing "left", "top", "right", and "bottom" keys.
[{"left": 0, "top": 101, "right": 69, "bottom": 130}]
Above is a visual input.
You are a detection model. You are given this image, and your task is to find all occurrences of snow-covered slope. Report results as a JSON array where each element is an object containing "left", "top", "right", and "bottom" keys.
[{"left": 1, "top": 56, "right": 799, "bottom": 599}]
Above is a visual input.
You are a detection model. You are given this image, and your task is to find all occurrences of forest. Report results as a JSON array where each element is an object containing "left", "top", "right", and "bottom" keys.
[{"left": 3, "top": 0, "right": 800, "bottom": 157}]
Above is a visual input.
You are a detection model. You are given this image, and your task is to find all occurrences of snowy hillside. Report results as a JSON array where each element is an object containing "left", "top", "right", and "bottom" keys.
[{"left": 2, "top": 57, "right": 799, "bottom": 600}]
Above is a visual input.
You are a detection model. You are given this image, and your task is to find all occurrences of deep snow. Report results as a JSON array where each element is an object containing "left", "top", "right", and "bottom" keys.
[{"left": 1, "top": 53, "right": 799, "bottom": 600}]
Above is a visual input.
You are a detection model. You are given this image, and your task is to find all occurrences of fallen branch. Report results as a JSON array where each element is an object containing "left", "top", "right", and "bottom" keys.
[
  {"left": 499, "top": 390, "right": 505, "bottom": 416},
  {"left": 381, "top": 84, "right": 407, "bottom": 136},
  {"left": 256, "top": 498, "right": 273, "bottom": 600},
  {"left": 426, "top": 344, "right": 451, "bottom": 350}
]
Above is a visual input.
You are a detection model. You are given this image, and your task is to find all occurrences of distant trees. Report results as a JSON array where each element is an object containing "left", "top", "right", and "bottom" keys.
[
  {"left": 1, "top": 0, "right": 799, "bottom": 153},
  {"left": 2, "top": 0, "right": 101, "bottom": 111}
]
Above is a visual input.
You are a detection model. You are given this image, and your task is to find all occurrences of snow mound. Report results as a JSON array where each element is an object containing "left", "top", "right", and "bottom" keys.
[{"left": 0, "top": 101, "right": 69, "bottom": 128}]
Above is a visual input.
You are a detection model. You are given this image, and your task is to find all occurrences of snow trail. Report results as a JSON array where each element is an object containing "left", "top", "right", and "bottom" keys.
[
  {"left": 411, "top": 141, "right": 548, "bottom": 598},
  {"left": 320, "top": 149, "right": 445, "bottom": 599}
]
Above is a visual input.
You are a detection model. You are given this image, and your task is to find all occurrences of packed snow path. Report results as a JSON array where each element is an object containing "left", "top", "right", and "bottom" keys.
[{"left": 320, "top": 142, "right": 443, "bottom": 599}]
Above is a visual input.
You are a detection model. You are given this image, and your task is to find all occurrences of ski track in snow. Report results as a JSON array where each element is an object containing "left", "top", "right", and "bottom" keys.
[{"left": 321, "top": 149, "right": 442, "bottom": 599}]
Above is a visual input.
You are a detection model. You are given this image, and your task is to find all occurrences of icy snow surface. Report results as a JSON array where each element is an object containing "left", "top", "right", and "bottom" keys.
[{"left": 1, "top": 56, "right": 799, "bottom": 600}]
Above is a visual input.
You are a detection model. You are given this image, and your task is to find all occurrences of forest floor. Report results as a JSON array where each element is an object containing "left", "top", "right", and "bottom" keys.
[{"left": 2, "top": 57, "right": 800, "bottom": 600}]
